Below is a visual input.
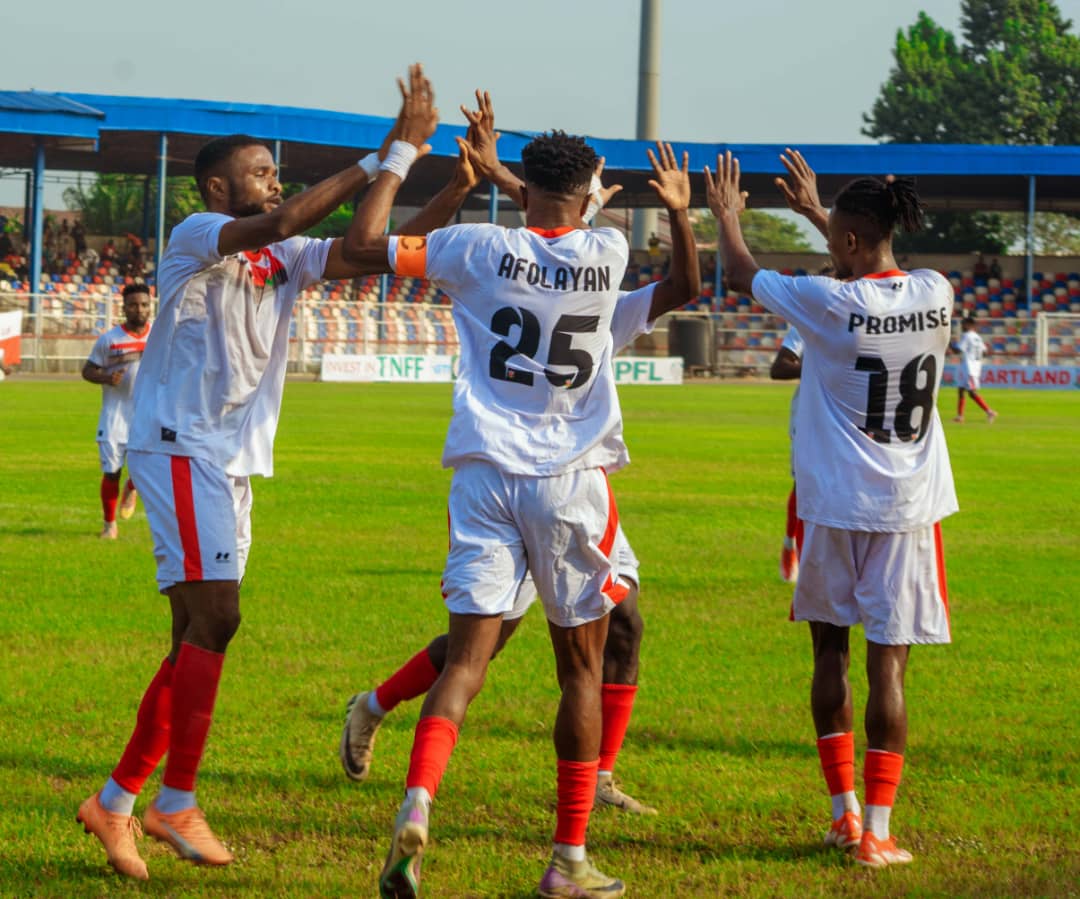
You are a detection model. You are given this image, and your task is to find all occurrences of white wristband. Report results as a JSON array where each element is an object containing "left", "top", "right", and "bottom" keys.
[
  {"left": 358, "top": 153, "right": 380, "bottom": 182},
  {"left": 584, "top": 174, "right": 604, "bottom": 223},
  {"left": 380, "top": 140, "right": 420, "bottom": 181}
]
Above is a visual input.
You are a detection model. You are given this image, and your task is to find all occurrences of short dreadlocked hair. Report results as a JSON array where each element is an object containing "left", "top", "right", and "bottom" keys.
[
  {"left": 833, "top": 176, "right": 925, "bottom": 244},
  {"left": 521, "top": 131, "right": 598, "bottom": 196},
  {"left": 194, "top": 134, "right": 270, "bottom": 201}
]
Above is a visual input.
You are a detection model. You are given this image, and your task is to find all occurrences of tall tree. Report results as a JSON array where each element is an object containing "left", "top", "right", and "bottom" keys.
[
  {"left": 691, "top": 210, "right": 813, "bottom": 253},
  {"left": 863, "top": 0, "right": 1080, "bottom": 253}
]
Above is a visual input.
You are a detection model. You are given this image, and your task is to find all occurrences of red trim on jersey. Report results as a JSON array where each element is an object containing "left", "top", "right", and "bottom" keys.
[
  {"left": 934, "top": 521, "right": 950, "bottom": 633},
  {"left": 598, "top": 472, "right": 629, "bottom": 605},
  {"left": 861, "top": 269, "right": 909, "bottom": 280},
  {"left": 110, "top": 340, "right": 147, "bottom": 353},
  {"left": 526, "top": 226, "right": 576, "bottom": 238},
  {"left": 120, "top": 323, "right": 151, "bottom": 339},
  {"left": 170, "top": 456, "right": 203, "bottom": 582}
]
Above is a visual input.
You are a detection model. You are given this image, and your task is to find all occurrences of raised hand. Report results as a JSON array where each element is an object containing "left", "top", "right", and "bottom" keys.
[
  {"left": 704, "top": 150, "right": 748, "bottom": 219},
  {"left": 775, "top": 148, "right": 823, "bottom": 217},
  {"left": 460, "top": 89, "right": 501, "bottom": 179},
  {"left": 645, "top": 142, "right": 689, "bottom": 212},
  {"left": 452, "top": 136, "right": 480, "bottom": 192},
  {"left": 397, "top": 63, "right": 439, "bottom": 155},
  {"left": 593, "top": 157, "right": 623, "bottom": 207}
]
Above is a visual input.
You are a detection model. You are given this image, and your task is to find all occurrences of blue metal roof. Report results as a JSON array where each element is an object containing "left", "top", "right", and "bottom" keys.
[
  {"left": 0, "top": 90, "right": 103, "bottom": 140},
  {"left": 0, "top": 90, "right": 1076, "bottom": 211}
]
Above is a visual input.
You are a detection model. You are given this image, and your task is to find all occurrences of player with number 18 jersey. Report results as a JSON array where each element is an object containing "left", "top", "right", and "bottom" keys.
[{"left": 752, "top": 268, "right": 958, "bottom": 533}]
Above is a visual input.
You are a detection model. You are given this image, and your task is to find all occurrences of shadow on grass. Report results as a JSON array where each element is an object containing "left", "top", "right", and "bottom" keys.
[{"left": 0, "top": 525, "right": 48, "bottom": 536}]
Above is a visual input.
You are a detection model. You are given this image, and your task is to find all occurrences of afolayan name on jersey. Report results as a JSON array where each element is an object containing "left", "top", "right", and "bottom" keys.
[
  {"left": 497, "top": 254, "right": 611, "bottom": 292},
  {"left": 848, "top": 307, "right": 951, "bottom": 335}
]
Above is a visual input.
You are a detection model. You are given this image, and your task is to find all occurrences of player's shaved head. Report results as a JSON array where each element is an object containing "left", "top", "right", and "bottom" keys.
[
  {"left": 194, "top": 134, "right": 271, "bottom": 201},
  {"left": 521, "top": 131, "right": 598, "bottom": 196}
]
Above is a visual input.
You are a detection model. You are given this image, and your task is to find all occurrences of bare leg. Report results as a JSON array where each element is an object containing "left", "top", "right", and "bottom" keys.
[
  {"left": 865, "top": 642, "right": 908, "bottom": 753},
  {"left": 810, "top": 622, "right": 853, "bottom": 737}
]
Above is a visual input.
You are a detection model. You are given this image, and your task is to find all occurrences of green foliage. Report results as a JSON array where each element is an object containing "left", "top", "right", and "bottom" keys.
[
  {"left": 0, "top": 381, "right": 1077, "bottom": 896},
  {"left": 63, "top": 175, "right": 204, "bottom": 236},
  {"left": 691, "top": 209, "right": 813, "bottom": 253},
  {"left": 865, "top": 0, "right": 1080, "bottom": 252}
]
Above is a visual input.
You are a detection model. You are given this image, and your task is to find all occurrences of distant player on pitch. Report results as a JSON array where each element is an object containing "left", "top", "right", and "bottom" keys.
[
  {"left": 75, "top": 65, "right": 453, "bottom": 882},
  {"left": 82, "top": 283, "right": 152, "bottom": 538},
  {"left": 952, "top": 315, "right": 997, "bottom": 424},
  {"left": 709, "top": 147, "right": 958, "bottom": 868}
]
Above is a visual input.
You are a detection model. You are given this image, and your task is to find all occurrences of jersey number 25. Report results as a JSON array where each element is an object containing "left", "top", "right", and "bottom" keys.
[{"left": 489, "top": 306, "right": 598, "bottom": 390}]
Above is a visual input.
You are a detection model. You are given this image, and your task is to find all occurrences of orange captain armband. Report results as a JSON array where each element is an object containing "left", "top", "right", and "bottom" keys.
[{"left": 394, "top": 235, "right": 428, "bottom": 277}]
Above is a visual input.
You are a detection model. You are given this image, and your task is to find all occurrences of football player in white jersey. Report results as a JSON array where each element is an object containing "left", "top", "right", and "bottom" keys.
[
  {"left": 82, "top": 283, "right": 152, "bottom": 539},
  {"left": 952, "top": 315, "right": 997, "bottom": 424},
  {"left": 340, "top": 271, "right": 696, "bottom": 822},
  {"left": 707, "top": 148, "right": 958, "bottom": 869},
  {"left": 75, "top": 65, "right": 459, "bottom": 881},
  {"left": 770, "top": 324, "right": 803, "bottom": 583},
  {"left": 345, "top": 104, "right": 697, "bottom": 897}
]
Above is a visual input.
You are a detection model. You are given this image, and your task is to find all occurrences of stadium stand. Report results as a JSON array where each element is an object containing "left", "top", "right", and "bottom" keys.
[{"left": 2, "top": 249, "right": 1078, "bottom": 373}]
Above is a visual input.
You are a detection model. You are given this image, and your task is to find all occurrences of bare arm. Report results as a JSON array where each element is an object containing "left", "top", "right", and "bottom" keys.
[
  {"left": 323, "top": 65, "right": 441, "bottom": 279},
  {"left": 770, "top": 348, "right": 802, "bottom": 380},
  {"left": 705, "top": 151, "right": 759, "bottom": 296},
  {"left": 640, "top": 143, "right": 701, "bottom": 320},
  {"left": 775, "top": 148, "right": 828, "bottom": 239},
  {"left": 217, "top": 166, "right": 370, "bottom": 258},
  {"left": 394, "top": 138, "right": 478, "bottom": 236},
  {"left": 82, "top": 360, "right": 123, "bottom": 386}
]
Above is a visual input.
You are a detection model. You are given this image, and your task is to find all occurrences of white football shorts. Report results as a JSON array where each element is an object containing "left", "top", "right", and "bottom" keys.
[
  {"left": 442, "top": 461, "right": 629, "bottom": 628},
  {"left": 961, "top": 368, "right": 981, "bottom": 391},
  {"left": 505, "top": 524, "right": 640, "bottom": 621},
  {"left": 98, "top": 440, "right": 127, "bottom": 474},
  {"left": 128, "top": 451, "right": 253, "bottom": 592},
  {"left": 792, "top": 521, "right": 951, "bottom": 645}
]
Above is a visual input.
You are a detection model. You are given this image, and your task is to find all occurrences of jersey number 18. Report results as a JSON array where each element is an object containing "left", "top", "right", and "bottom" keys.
[{"left": 855, "top": 353, "right": 937, "bottom": 443}]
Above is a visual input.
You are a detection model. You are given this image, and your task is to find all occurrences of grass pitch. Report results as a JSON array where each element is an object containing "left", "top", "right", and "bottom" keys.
[{"left": 0, "top": 380, "right": 1077, "bottom": 897}]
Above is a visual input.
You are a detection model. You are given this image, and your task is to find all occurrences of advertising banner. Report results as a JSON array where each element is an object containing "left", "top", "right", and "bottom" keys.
[{"left": 943, "top": 363, "right": 1078, "bottom": 390}]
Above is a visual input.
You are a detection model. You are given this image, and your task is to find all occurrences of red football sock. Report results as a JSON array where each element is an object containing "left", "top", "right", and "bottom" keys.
[
  {"left": 101, "top": 476, "right": 119, "bottom": 523},
  {"left": 554, "top": 758, "right": 599, "bottom": 846},
  {"left": 957, "top": 391, "right": 967, "bottom": 417},
  {"left": 816, "top": 732, "right": 855, "bottom": 798},
  {"left": 112, "top": 657, "right": 174, "bottom": 794},
  {"left": 375, "top": 647, "right": 440, "bottom": 713},
  {"left": 405, "top": 716, "right": 459, "bottom": 798},
  {"left": 785, "top": 487, "right": 799, "bottom": 540},
  {"left": 162, "top": 643, "right": 224, "bottom": 792},
  {"left": 794, "top": 516, "right": 805, "bottom": 557},
  {"left": 864, "top": 749, "right": 904, "bottom": 808},
  {"left": 971, "top": 392, "right": 991, "bottom": 412},
  {"left": 598, "top": 684, "right": 637, "bottom": 773}
]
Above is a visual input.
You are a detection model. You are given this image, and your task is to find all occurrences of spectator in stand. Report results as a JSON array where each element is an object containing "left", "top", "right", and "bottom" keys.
[
  {"left": 59, "top": 220, "right": 75, "bottom": 261},
  {"left": 102, "top": 239, "right": 117, "bottom": 264},
  {"left": 989, "top": 257, "right": 1002, "bottom": 281},
  {"left": 648, "top": 231, "right": 662, "bottom": 263},
  {"left": 73, "top": 221, "right": 87, "bottom": 256},
  {"left": 0, "top": 230, "right": 12, "bottom": 258},
  {"left": 973, "top": 253, "right": 989, "bottom": 279}
]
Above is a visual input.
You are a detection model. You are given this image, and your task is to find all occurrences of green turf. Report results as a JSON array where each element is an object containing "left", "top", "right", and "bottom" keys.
[{"left": 0, "top": 380, "right": 1077, "bottom": 897}]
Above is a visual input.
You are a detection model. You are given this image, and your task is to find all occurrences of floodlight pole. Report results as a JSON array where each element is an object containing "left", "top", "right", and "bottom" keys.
[
  {"left": 631, "top": 0, "right": 661, "bottom": 251},
  {"left": 29, "top": 139, "right": 45, "bottom": 320},
  {"left": 154, "top": 134, "right": 168, "bottom": 283},
  {"left": 1025, "top": 175, "right": 1036, "bottom": 306}
]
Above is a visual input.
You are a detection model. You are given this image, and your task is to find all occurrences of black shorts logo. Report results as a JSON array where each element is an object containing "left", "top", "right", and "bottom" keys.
[{"left": 161, "top": 427, "right": 177, "bottom": 442}]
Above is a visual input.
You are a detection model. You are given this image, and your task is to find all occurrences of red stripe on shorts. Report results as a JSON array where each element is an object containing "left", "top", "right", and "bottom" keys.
[
  {"left": 598, "top": 472, "right": 628, "bottom": 605},
  {"left": 934, "top": 521, "right": 950, "bottom": 633},
  {"left": 170, "top": 456, "right": 203, "bottom": 582}
]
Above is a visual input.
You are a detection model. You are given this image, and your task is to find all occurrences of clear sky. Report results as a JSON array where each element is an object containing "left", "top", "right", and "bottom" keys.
[{"left": 3, "top": 0, "right": 1078, "bottom": 213}]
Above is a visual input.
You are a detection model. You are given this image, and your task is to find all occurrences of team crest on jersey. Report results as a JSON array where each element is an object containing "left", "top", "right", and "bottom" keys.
[{"left": 243, "top": 248, "right": 289, "bottom": 290}]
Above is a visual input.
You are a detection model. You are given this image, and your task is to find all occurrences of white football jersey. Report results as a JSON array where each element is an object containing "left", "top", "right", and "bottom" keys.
[
  {"left": 88, "top": 322, "right": 151, "bottom": 444},
  {"left": 753, "top": 268, "right": 958, "bottom": 532},
  {"left": 611, "top": 283, "right": 656, "bottom": 353},
  {"left": 957, "top": 330, "right": 986, "bottom": 380},
  {"left": 129, "top": 212, "right": 332, "bottom": 477},
  {"left": 391, "top": 224, "right": 630, "bottom": 476}
]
